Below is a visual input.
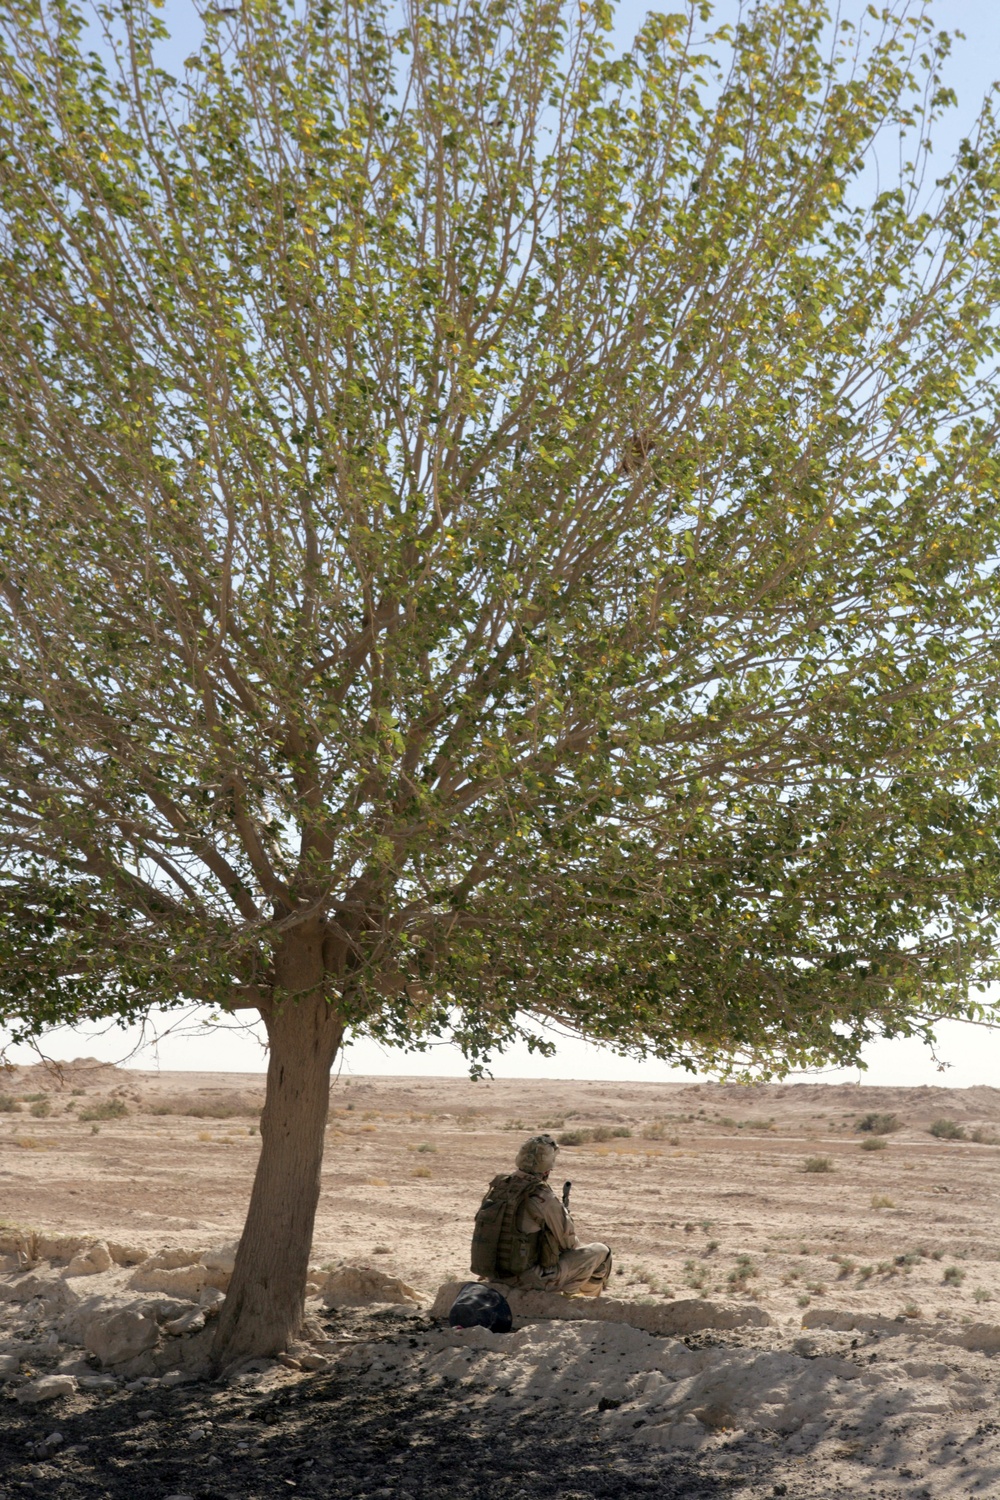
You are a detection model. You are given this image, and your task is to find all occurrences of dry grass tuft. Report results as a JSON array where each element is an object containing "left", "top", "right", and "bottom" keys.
[
  {"left": 803, "top": 1156, "right": 833, "bottom": 1173},
  {"left": 929, "top": 1118, "right": 966, "bottom": 1141},
  {"left": 857, "top": 1112, "right": 901, "bottom": 1135},
  {"left": 79, "top": 1097, "right": 128, "bottom": 1121},
  {"left": 557, "top": 1125, "right": 631, "bottom": 1146},
  {"left": 860, "top": 1136, "right": 886, "bottom": 1152}
]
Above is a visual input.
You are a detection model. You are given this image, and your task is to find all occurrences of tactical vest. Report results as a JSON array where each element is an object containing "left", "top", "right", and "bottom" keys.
[{"left": 470, "top": 1172, "right": 543, "bottom": 1279}]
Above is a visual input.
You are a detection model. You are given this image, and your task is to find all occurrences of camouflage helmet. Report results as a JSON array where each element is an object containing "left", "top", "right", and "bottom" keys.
[{"left": 515, "top": 1133, "right": 558, "bottom": 1176}]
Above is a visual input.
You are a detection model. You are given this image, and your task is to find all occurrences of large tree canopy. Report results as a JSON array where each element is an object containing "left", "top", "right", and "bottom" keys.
[{"left": 3, "top": 0, "right": 1000, "bottom": 1362}]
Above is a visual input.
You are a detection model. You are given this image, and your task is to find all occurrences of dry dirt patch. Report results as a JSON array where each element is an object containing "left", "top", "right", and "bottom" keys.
[{"left": 3, "top": 1066, "right": 1000, "bottom": 1497}]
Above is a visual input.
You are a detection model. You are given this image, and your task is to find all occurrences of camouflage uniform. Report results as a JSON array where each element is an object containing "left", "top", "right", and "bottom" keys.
[
  {"left": 509, "top": 1176, "right": 611, "bottom": 1296},
  {"left": 488, "top": 1135, "right": 610, "bottom": 1297}
]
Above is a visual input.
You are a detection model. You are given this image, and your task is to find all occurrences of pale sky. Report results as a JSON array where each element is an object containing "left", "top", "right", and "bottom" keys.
[{"left": 4, "top": 2, "right": 1000, "bottom": 1090}]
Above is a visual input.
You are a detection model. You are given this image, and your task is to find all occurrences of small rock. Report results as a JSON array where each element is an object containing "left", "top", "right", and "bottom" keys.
[
  {"left": 0, "top": 1353, "right": 19, "bottom": 1380},
  {"left": 298, "top": 1353, "right": 331, "bottom": 1372},
  {"left": 139, "top": 1247, "right": 203, "bottom": 1271},
  {"left": 65, "top": 1241, "right": 112, "bottom": 1278},
  {"left": 163, "top": 1494, "right": 196, "bottom": 1500},
  {"left": 78, "top": 1375, "right": 117, "bottom": 1391},
  {"left": 202, "top": 1241, "right": 238, "bottom": 1275},
  {"left": 164, "top": 1307, "right": 205, "bottom": 1337},
  {"left": 198, "top": 1286, "right": 226, "bottom": 1311},
  {"left": 4, "top": 1274, "right": 80, "bottom": 1314},
  {"left": 277, "top": 1354, "right": 302, "bottom": 1370},
  {"left": 125, "top": 1375, "right": 160, "bottom": 1391},
  {"left": 107, "top": 1241, "right": 149, "bottom": 1267},
  {"left": 128, "top": 1265, "right": 214, "bottom": 1298},
  {"left": 324, "top": 1265, "right": 422, "bottom": 1309},
  {"left": 136, "top": 1407, "right": 157, "bottom": 1418},
  {"left": 84, "top": 1308, "right": 159, "bottom": 1367},
  {"left": 161, "top": 1370, "right": 193, "bottom": 1388},
  {"left": 15, "top": 1375, "right": 77, "bottom": 1405},
  {"left": 153, "top": 1298, "right": 195, "bottom": 1322},
  {"left": 42, "top": 1432, "right": 64, "bottom": 1450}
]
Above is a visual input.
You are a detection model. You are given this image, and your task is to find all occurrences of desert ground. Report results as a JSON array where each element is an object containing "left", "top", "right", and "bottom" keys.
[{"left": 2, "top": 1059, "right": 1000, "bottom": 1499}]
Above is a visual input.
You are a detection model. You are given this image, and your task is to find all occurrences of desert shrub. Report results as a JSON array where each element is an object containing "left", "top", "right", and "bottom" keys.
[
  {"left": 28, "top": 1099, "right": 50, "bottom": 1118},
  {"left": 78, "top": 1097, "right": 128, "bottom": 1121},
  {"left": 557, "top": 1125, "right": 630, "bottom": 1146},
  {"left": 871, "top": 1194, "right": 894, "bottom": 1208},
  {"left": 727, "top": 1254, "right": 758, "bottom": 1290},
  {"left": 858, "top": 1265, "right": 874, "bottom": 1281},
  {"left": 412, "top": 1167, "right": 432, "bottom": 1178},
  {"left": 416, "top": 1142, "right": 436, "bottom": 1153},
  {"left": 0, "top": 1093, "right": 21, "bottom": 1112},
  {"left": 860, "top": 1136, "right": 886, "bottom": 1152},
  {"left": 146, "top": 1097, "right": 260, "bottom": 1118},
  {"left": 803, "top": 1156, "right": 833, "bottom": 1173},
  {"left": 943, "top": 1265, "right": 966, "bottom": 1286},
  {"left": 929, "top": 1118, "right": 965, "bottom": 1140},
  {"left": 970, "top": 1127, "right": 999, "bottom": 1145},
  {"left": 900, "top": 1302, "right": 920, "bottom": 1319},
  {"left": 974, "top": 1287, "right": 992, "bottom": 1303},
  {"left": 856, "top": 1112, "right": 901, "bottom": 1135},
  {"left": 683, "top": 1258, "right": 707, "bottom": 1289}
]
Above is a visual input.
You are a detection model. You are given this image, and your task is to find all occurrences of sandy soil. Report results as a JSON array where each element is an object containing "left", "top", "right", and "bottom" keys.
[
  {"left": 2, "top": 1060, "right": 998, "bottom": 1323},
  {"left": 3, "top": 1060, "right": 1000, "bottom": 1500}
]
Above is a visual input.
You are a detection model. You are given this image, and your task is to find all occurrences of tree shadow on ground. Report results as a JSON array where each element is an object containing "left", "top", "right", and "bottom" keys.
[{"left": 3, "top": 1362, "right": 765, "bottom": 1500}]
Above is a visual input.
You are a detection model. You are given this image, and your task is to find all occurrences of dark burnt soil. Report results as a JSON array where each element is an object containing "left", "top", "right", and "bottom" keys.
[{"left": 1, "top": 1313, "right": 777, "bottom": 1500}]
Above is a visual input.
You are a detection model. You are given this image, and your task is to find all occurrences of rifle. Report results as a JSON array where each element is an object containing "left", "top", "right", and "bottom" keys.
[{"left": 562, "top": 1180, "right": 572, "bottom": 1212}]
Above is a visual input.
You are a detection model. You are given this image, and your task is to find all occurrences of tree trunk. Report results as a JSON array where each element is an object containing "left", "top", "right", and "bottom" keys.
[{"left": 211, "top": 929, "right": 343, "bottom": 1372}]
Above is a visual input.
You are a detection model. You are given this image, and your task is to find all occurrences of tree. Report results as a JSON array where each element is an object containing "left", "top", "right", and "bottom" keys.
[{"left": 2, "top": 0, "right": 1000, "bottom": 1366}]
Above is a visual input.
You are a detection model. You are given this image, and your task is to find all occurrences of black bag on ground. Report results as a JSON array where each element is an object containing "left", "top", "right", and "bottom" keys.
[{"left": 447, "top": 1282, "right": 513, "bottom": 1333}]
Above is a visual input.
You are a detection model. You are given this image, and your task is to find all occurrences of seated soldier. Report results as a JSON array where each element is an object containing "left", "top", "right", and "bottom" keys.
[{"left": 471, "top": 1133, "right": 612, "bottom": 1296}]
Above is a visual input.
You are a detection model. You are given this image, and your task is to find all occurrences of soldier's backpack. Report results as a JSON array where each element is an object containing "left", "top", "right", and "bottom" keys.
[
  {"left": 448, "top": 1282, "right": 513, "bottom": 1333},
  {"left": 470, "top": 1172, "right": 543, "bottom": 1279}
]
